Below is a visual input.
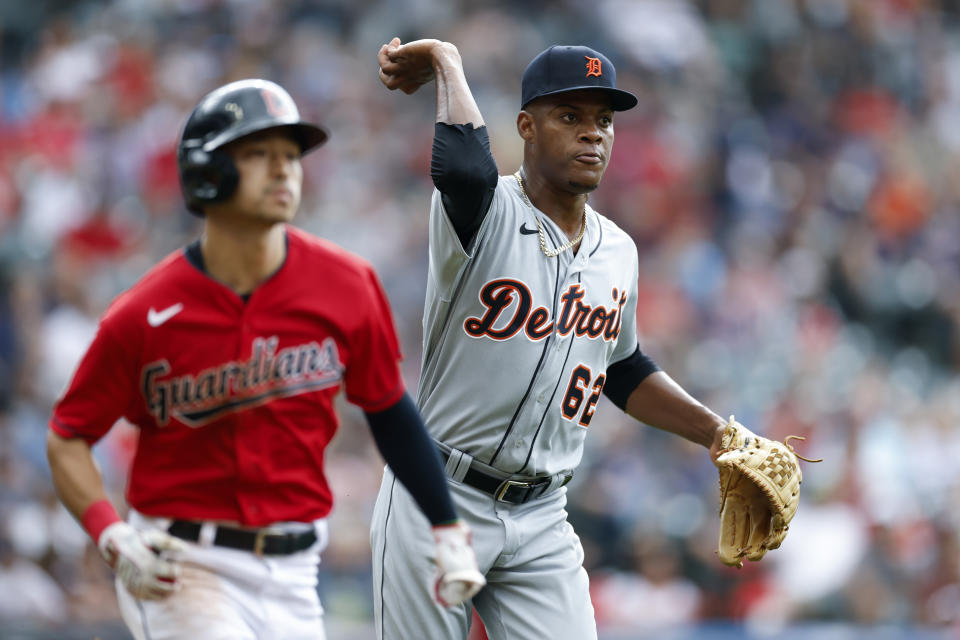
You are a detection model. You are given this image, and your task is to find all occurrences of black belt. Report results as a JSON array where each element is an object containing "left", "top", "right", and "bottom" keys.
[
  {"left": 167, "top": 521, "right": 317, "bottom": 556},
  {"left": 439, "top": 449, "right": 572, "bottom": 505}
]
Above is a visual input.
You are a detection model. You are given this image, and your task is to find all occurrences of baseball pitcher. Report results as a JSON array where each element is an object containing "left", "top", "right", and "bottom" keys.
[
  {"left": 371, "top": 39, "right": 808, "bottom": 640},
  {"left": 46, "top": 79, "right": 483, "bottom": 640}
]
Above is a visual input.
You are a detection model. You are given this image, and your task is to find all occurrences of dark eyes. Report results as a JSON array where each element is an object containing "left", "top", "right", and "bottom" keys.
[{"left": 560, "top": 113, "right": 613, "bottom": 126}]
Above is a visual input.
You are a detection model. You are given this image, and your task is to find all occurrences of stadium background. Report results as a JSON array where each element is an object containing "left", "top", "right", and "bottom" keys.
[{"left": 1, "top": 0, "right": 958, "bottom": 638}]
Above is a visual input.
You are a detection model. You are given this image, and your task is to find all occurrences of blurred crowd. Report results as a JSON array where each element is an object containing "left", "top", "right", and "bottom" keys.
[{"left": 2, "top": 0, "right": 960, "bottom": 636}]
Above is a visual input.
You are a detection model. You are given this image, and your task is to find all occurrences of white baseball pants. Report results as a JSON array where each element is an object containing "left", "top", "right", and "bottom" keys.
[{"left": 116, "top": 510, "right": 329, "bottom": 640}]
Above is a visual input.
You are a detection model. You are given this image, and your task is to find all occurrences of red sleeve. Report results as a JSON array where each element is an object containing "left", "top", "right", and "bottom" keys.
[
  {"left": 49, "top": 319, "right": 137, "bottom": 444},
  {"left": 343, "top": 267, "right": 406, "bottom": 412}
]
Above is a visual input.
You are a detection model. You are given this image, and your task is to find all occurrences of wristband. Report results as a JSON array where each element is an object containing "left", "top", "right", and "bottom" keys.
[{"left": 81, "top": 499, "right": 122, "bottom": 543}]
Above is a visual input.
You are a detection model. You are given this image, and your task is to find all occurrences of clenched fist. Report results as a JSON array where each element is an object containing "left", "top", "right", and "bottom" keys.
[{"left": 377, "top": 37, "right": 459, "bottom": 94}]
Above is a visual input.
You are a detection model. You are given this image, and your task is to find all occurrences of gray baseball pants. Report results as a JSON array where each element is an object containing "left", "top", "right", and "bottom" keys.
[{"left": 371, "top": 467, "right": 596, "bottom": 640}]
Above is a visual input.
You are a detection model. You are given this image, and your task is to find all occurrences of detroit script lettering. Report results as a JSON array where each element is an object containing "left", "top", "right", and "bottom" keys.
[{"left": 463, "top": 279, "right": 626, "bottom": 342}]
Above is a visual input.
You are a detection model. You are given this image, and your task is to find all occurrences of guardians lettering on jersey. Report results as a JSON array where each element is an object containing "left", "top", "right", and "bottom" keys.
[
  {"left": 463, "top": 279, "right": 627, "bottom": 342},
  {"left": 142, "top": 336, "right": 344, "bottom": 427}
]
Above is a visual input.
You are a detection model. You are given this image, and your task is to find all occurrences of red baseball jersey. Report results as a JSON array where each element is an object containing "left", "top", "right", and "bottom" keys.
[{"left": 50, "top": 226, "right": 405, "bottom": 526}]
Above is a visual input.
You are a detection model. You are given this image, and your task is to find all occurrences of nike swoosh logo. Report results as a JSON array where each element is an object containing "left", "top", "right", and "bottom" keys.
[
  {"left": 147, "top": 303, "right": 184, "bottom": 327},
  {"left": 519, "top": 223, "right": 538, "bottom": 235}
]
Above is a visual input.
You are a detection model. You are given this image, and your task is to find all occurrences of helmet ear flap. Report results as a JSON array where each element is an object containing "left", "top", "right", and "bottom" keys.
[{"left": 179, "top": 143, "right": 239, "bottom": 216}]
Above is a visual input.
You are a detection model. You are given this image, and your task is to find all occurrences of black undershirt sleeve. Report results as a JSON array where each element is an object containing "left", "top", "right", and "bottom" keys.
[
  {"left": 430, "top": 123, "right": 499, "bottom": 249},
  {"left": 364, "top": 392, "right": 458, "bottom": 526},
  {"left": 602, "top": 346, "right": 662, "bottom": 411}
]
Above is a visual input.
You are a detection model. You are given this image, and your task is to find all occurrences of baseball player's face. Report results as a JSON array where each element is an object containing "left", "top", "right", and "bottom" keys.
[
  {"left": 221, "top": 129, "right": 303, "bottom": 224},
  {"left": 520, "top": 91, "right": 615, "bottom": 194}
]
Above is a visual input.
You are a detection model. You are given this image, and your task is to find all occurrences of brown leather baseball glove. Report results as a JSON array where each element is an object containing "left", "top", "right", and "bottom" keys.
[{"left": 715, "top": 416, "right": 820, "bottom": 568}]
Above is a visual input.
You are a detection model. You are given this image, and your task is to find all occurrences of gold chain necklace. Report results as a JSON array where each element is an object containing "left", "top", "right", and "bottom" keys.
[{"left": 513, "top": 172, "right": 587, "bottom": 258}]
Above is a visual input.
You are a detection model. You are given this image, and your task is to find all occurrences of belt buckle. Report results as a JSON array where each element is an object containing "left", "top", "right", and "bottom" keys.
[
  {"left": 252, "top": 527, "right": 282, "bottom": 556},
  {"left": 495, "top": 479, "right": 534, "bottom": 504}
]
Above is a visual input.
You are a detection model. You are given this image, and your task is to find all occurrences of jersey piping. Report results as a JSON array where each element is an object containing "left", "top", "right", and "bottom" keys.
[
  {"left": 588, "top": 212, "right": 603, "bottom": 257},
  {"left": 488, "top": 218, "right": 564, "bottom": 470},
  {"left": 520, "top": 270, "right": 582, "bottom": 474},
  {"left": 423, "top": 230, "right": 486, "bottom": 378},
  {"left": 418, "top": 232, "right": 488, "bottom": 406}
]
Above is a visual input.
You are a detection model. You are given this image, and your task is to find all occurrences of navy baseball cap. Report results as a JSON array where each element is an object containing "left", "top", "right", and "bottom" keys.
[{"left": 521, "top": 45, "right": 638, "bottom": 111}]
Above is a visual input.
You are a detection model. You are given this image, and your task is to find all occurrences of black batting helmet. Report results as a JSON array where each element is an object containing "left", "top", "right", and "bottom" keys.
[{"left": 177, "top": 79, "right": 329, "bottom": 215}]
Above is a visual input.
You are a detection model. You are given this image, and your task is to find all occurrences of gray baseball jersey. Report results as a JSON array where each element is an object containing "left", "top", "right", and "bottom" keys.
[
  {"left": 417, "top": 175, "right": 640, "bottom": 476},
  {"left": 372, "top": 175, "right": 637, "bottom": 639}
]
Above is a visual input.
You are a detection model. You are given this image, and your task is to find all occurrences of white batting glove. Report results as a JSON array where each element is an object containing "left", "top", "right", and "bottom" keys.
[
  {"left": 432, "top": 521, "right": 486, "bottom": 607},
  {"left": 98, "top": 522, "right": 187, "bottom": 600}
]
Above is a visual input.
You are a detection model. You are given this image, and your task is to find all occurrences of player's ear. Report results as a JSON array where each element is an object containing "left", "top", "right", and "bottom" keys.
[{"left": 517, "top": 110, "right": 535, "bottom": 145}]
